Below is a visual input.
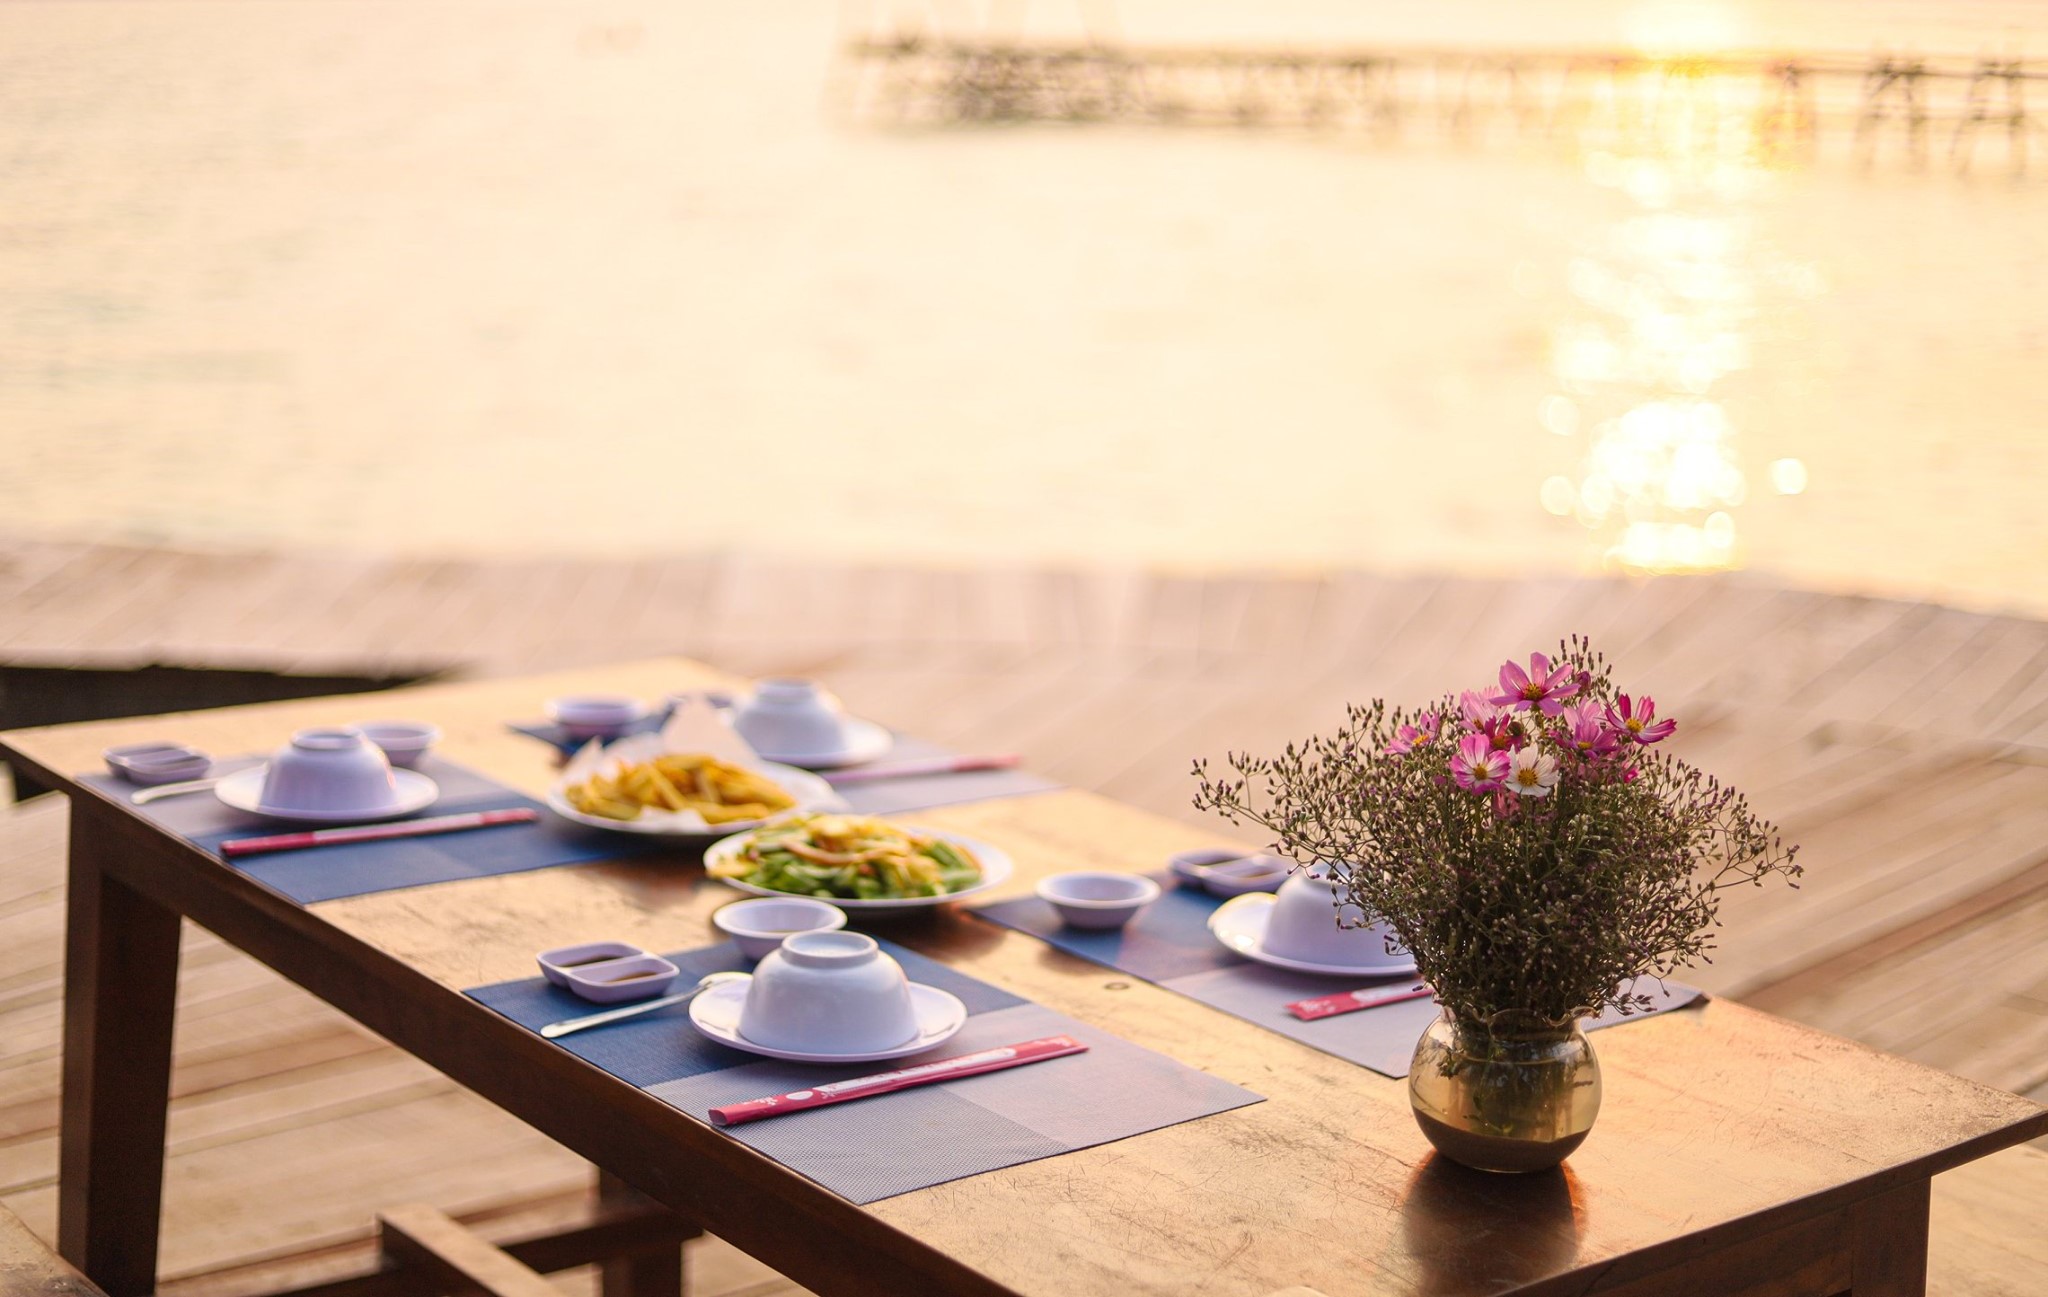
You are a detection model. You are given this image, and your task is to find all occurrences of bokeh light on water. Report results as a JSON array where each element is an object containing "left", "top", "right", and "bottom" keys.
[{"left": 1542, "top": 65, "right": 1794, "bottom": 577}]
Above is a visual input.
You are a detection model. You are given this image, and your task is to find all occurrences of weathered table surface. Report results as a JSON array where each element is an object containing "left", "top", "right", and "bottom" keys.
[{"left": 6, "top": 657, "right": 2044, "bottom": 1297}]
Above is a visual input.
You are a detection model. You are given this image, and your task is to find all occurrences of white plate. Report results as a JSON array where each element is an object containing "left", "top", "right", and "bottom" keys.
[
  {"left": 215, "top": 766, "right": 440, "bottom": 824},
  {"left": 704, "top": 826, "right": 1014, "bottom": 917},
  {"left": 745, "top": 717, "right": 894, "bottom": 770},
  {"left": 688, "top": 976, "right": 968, "bottom": 1062},
  {"left": 1208, "top": 893, "right": 1418, "bottom": 978},
  {"left": 545, "top": 762, "right": 840, "bottom": 839}
]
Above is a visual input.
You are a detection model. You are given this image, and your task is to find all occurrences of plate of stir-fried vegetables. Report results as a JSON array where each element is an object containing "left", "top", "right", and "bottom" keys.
[{"left": 704, "top": 813, "right": 1012, "bottom": 914}]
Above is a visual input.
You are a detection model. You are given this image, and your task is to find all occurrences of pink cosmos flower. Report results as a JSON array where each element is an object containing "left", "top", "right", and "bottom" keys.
[
  {"left": 1558, "top": 700, "right": 1601, "bottom": 728},
  {"left": 1385, "top": 711, "right": 1442, "bottom": 756},
  {"left": 1506, "top": 747, "right": 1561, "bottom": 798},
  {"left": 1489, "top": 652, "right": 1582, "bottom": 717},
  {"left": 1459, "top": 690, "right": 1505, "bottom": 729},
  {"left": 1461, "top": 690, "right": 1528, "bottom": 752},
  {"left": 1555, "top": 702, "right": 1619, "bottom": 759},
  {"left": 1606, "top": 693, "right": 1676, "bottom": 745},
  {"left": 1450, "top": 733, "right": 1510, "bottom": 793},
  {"left": 1483, "top": 715, "right": 1527, "bottom": 752}
]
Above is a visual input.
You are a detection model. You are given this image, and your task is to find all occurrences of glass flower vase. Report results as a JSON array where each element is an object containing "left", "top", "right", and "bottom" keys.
[{"left": 1408, "top": 1009, "right": 1601, "bottom": 1173}]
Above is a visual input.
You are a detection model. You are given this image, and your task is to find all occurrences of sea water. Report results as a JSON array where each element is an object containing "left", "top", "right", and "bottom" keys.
[{"left": 0, "top": 0, "right": 2042, "bottom": 613}]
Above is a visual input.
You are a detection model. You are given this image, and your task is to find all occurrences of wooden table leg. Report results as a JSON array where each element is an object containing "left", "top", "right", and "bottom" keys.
[
  {"left": 1849, "top": 1178, "right": 1931, "bottom": 1296},
  {"left": 597, "top": 1171, "right": 697, "bottom": 1297},
  {"left": 58, "top": 805, "right": 184, "bottom": 1297}
]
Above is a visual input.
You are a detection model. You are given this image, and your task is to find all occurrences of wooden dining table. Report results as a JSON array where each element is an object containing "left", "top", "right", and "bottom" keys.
[{"left": 6, "top": 656, "right": 2044, "bottom": 1297}]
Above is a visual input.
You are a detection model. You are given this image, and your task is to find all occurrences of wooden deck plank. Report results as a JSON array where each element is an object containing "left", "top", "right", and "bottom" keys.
[
  {"left": 0, "top": 546, "right": 167, "bottom": 660},
  {"left": 187, "top": 554, "right": 402, "bottom": 672},
  {"left": 0, "top": 540, "right": 96, "bottom": 606},
  {"left": 164, "top": 553, "right": 375, "bottom": 670},
  {"left": 1715, "top": 809, "right": 2048, "bottom": 993},
  {"left": 1976, "top": 636, "right": 2048, "bottom": 737},
  {"left": 618, "top": 556, "right": 719, "bottom": 664},
  {"left": 1072, "top": 567, "right": 1155, "bottom": 653},
  {"left": 1751, "top": 878, "right": 2048, "bottom": 1097},
  {"left": 1295, "top": 571, "right": 1403, "bottom": 668},
  {"left": 36, "top": 549, "right": 239, "bottom": 664},
  {"left": 1930, "top": 1148, "right": 2048, "bottom": 1297},
  {"left": 513, "top": 560, "right": 642, "bottom": 669},
  {"left": 423, "top": 560, "right": 563, "bottom": 675}
]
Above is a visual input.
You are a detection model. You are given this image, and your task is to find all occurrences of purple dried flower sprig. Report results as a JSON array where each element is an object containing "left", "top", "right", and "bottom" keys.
[{"left": 1191, "top": 635, "right": 1801, "bottom": 1031}]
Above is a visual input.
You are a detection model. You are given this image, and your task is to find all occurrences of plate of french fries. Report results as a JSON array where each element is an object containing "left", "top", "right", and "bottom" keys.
[{"left": 546, "top": 745, "right": 840, "bottom": 837}]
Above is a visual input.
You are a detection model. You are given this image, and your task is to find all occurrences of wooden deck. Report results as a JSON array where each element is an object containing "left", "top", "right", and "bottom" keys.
[{"left": 2, "top": 538, "right": 2046, "bottom": 1295}]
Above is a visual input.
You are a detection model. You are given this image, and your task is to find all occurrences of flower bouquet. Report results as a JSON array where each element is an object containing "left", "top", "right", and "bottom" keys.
[{"left": 1193, "top": 637, "right": 1799, "bottom": 1172}]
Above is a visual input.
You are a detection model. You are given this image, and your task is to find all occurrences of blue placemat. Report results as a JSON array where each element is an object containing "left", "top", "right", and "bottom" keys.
[
  {"left": 973, "top": 879, "right": 1703, "bottom": 1079},
  {"left": 506, "top": 723, "right": 1062, "bottom": 818},
  {"left": 80, "top": 755, "right": 673, "bottom": 905},
  {"left": 469, "top": 941, "right": 1263, "bottom": 1203}
]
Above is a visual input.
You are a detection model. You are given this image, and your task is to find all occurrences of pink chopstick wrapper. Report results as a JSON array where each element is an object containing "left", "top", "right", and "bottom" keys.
[
  {"left": 707, "top": 1035, "right": 1088, "bottom": 1127},
  {"left": 218, "top": 808, "right": 541, "bottom": 857},
  {"left": 1286, "top": 981, "right": 1433, "bottom": 1021}
]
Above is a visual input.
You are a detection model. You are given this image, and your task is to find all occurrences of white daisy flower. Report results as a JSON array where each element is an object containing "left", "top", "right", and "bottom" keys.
[{"left": 1506, "top": 747, "right": 1560, "bottom": 798}]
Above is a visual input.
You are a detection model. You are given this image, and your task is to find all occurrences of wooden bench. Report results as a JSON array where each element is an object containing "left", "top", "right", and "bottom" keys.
[
  {"left": 260, "top": 1175, "right": 697, "bottom": 1297},
  {"left": 1, "top": 1181, "right": 698, "bottom": 1297}
]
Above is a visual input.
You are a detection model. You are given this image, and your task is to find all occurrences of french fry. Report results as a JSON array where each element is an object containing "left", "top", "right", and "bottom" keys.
[
  {"left": 643, "top": 764, "right": 689, "bottom": 811},
  {"left": 565, "top": 783, "right": 643, "bottom": 821}
]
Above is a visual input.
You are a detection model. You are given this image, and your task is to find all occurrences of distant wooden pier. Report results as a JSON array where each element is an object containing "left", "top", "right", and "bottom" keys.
[{"left": 843, "top": 38, "right": 2045, "bottom": 170}]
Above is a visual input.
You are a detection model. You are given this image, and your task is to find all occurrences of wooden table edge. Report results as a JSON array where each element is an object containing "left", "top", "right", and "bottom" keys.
[{"left": 1511, "top": 1115, "right": 2048, "bottom": 1297}]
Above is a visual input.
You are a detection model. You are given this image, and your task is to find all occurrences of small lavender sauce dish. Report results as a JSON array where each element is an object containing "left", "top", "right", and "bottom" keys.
[
  {"left": 1201, "top": 855, "right": 1293, "bottom": 897},
  {"left": 538, "top": 941, "right": 646, "bottom": 987},
  {"left": 1169, "top": 847, "right": 1252, "bottom": 885},
  {"left": 557, "top": 954, "right": 680, "bottom": 1004},
  {"left": 104, "top": 743, "right": 212, "bottom": 785},
  {"left": 1168, "top": 848, "right": 1291, "bottom": 897}
]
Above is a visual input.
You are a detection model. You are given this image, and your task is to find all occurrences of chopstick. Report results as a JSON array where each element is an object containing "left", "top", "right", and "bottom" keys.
[
  {"left": 220, "top": 808, "right": 541, "bottom": 858},
  {"left": 822, "top": 754, "right": 1022, "bottom": 786},
  {"left": 1286, "top": 981, "right": 1433, "bottom": 1021},
  {"left": 707, "top": 1035, "right": 1088, "bottom": 1126}
]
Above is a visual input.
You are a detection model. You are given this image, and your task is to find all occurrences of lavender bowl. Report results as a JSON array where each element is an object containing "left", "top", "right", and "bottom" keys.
[
  {"left": 356, "top": 720, "right": 441, "bottom": 769},
  {"left": 545, "top": 694, "right": 650, "bottom": 740},
  {"left": 713, "top": 897, "right": 848, "bottom": 961},
  {"left": 1037, "top": 871, "right": 1163, "bottom": 930},
  {"left": 731, "top": 678, "right": 854, "bottom": 759},
  {"left": 259, "top": 727, "right": 400, "bottom": 816}
]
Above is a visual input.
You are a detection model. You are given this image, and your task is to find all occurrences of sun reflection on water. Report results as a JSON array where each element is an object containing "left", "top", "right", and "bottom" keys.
[{"left": 1543, "top": 28, "right": 1820, "bottom": 576}]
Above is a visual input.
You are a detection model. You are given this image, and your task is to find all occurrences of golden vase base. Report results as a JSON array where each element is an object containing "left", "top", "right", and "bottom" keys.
[{"left": 1414, "top": 1110, "right": 1589, "bottom": 1174}]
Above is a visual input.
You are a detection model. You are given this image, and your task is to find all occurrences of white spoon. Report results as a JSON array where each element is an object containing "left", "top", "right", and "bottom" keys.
[
  {"left": 131, "top": 777, "right": 226, "bottom": 805},
  {"left": 540, "top": 970, "right": 749, "bottom": 1039}
]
